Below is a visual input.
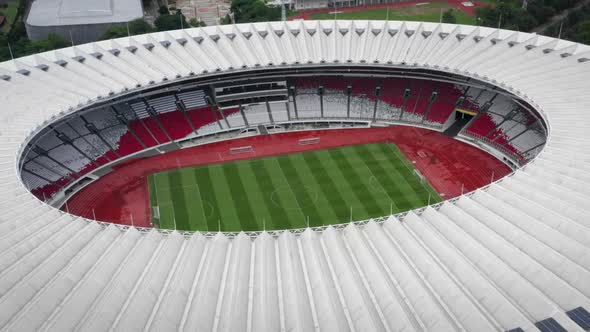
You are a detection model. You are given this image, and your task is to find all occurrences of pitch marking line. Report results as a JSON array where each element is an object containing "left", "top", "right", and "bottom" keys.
[
  {"left": 386, "top": 143, "right": 440, "bottom": 202},
  {"left": 270, "top": 185, "right": 319, "bottom": 210},
  {"left": 200, "top": 200, "right": 215, "bottom": 219},
  {"left": 153, "top": 175, "right": 160, "bottom": 209},
  {"left": 355, "top": 152, "right": 399, "bottom": 214},
  {"left": 194, "top": 181, "right": 209, "bottom": 231},
  {"left": 367, "top": 175, "right": 400, "bottom": 213},
  {"left": 153, "top": 175, "right": 210, "bottom": 230},
  {"left": 273, "top": 158, "right": 308, "bottom": 224}
]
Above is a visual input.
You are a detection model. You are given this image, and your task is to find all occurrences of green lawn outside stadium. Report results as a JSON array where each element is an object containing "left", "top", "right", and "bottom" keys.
[
  {"left": 1, "top": 1, "right": 19, "bottom": 33},
  {"left": 148, "top": 143, "right": 441, "bottom": 232},
  {"left": 307, "top": 3, "right": 477, "bottom": 25}
]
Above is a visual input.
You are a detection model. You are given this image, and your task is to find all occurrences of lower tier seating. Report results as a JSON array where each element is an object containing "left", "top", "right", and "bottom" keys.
[{"left": 22, "top": 78, "right": 545, "bottom": 200}]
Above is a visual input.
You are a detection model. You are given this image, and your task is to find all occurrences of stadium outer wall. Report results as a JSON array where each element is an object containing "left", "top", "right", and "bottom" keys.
[{"left": 65, "top": 126, "right": 511, "bottom": 228}]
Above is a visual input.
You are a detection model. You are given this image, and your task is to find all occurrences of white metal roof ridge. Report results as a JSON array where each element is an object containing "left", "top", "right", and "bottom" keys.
[{"left": 0, "top": 21, "right": 589, "bottom": 331}]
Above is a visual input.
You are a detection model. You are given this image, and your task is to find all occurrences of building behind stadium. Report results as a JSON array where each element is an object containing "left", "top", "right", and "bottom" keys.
[{"left": 25, "top": 0, "right": 144, "bottom": 44}]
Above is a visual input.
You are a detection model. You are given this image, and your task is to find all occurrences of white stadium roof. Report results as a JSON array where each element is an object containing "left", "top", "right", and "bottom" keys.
[{"left": 1, "top": 20, "right": 590, "bottom": 331}]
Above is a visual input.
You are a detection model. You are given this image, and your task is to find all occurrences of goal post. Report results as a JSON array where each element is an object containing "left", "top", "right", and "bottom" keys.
[
  {"left": 229, "top": 145, "right": 254, "bottom": 155},
  {"left": 413, "top": 169, "right": 426, "bottom": 182},
  {"left": 298, "top": 137, "right": 320, "bottom": 146}
]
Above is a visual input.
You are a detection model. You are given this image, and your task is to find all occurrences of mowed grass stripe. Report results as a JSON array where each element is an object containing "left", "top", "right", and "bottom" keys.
[
  {"left": 383, "top": 143, "right": 441, "bottom": 202},
  {"left": 167, "top": 171, "right": 191, "bottom": 230},
  {"left": 260, "top": 158, "right": 306, "bottom": 228},
  {"left": 181, "top": 169, "right": 208, "bottom": 230},
  {"left": 147, "top": 176, "right": 157, "bottom": 207},
  {"left": 209, "top": 165, "right": 247, "bottom": 231},
  {"left": 386, "top": 144, "right": 442, "bottom": 202},
  {"left": 314, "top": 149, "right": 371, "bottom": 219},
  {"left": 147, "top": 176, "right": 160, "bottom": 228},
  {"left": 153, "top": 173, "right": 175, "bottom": 229},
  {"left": 353, "top": 144, "right": 418, "bottom": 211},
  {"left": 276, "top": 156, "right": 324, "bottom": 226},
  {"left": 148, "top": 143, "right": 442, "bottom": 231},
  {"left": 287, "top": 153, "right": 341, "bottom": 225},
  {"left": 327, "top": 148, "right": 389, "bottom": 218},
  {"left": 220, "top": 163, "right": 258, "bottom": 231},
  {"left": 246, "top": 160, "right": 294, "bottom": 230},
  {"left": 194, "top": 167, "right": 225, "bottom": 231},
  {"left": 231, "top": 159, "right": 270, "bottom": 229},
  {"left": 299, "top": 151, "right": 351, "bottom": 222},
  {"left": 232, "top": 161, "right": 271, "bottom": 228},
  {"left": 383, "top": 144, "right": 431, "bottom": 192},
  {"left": 342, "top": 146, "right": 399, "bottom": 212},
  {"left": 175, "top": 170, "right": 205, "bottom": 230},
  {"left": 369, "top": 144, "right": 425, "bottom": 198}
]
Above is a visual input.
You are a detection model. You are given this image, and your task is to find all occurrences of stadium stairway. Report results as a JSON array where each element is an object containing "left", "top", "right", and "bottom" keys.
[
  {"left": 444, "top": 117, "right": 471, "bottom": 137},
  {"left": 257, "top": 125, "right": 269, "bottom": 135}
]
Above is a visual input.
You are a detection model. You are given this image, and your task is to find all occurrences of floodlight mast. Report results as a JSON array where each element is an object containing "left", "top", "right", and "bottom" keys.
[{"left": 7, "top": 42, "right": 14, "bottom": 60}]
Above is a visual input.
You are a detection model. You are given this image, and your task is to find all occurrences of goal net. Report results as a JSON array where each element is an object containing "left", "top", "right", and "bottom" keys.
[
  {"left": 414, "top": 169, "right": 426, "bottom": 182},
  {"left": 298, "top": 137, "right": 321, "bottom": 146},
  {"left": 229, "top": 146, "right": 254, "bottom": 155},
  {"left": 151, "top": 206, "right": 160, "bottom": 228}
]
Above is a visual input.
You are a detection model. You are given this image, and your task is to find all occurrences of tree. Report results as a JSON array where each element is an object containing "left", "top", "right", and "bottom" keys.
[
  {"left": 221, "top": 13, "right": 232, "bottom": 24},
  {"left": 189, "top": 17, "right": 206, "bottom": 27},
  {"left": 158, "top": 5, "right": 170, "bottom": 15},
  {"left": 142, "top": 0, "right": 152, "bottom": 8},
  {"left": 100, "top": 18, "right": 153, "bottom": 40},
  {"left": 527, "top": 5, "right": 555, "bottom": 24},
  {"left": 128, "top": 18, "right": 153, "bottom": 34},
  {"left": 8, "top": 20, "right": 27, "bottom": 42},
  {"left": 565, "top": 7, "right": 585, "bottom": 26},
  {"left": 513, "top": 14, "right": 538, "bottom": 31},
  {"left": 575, "top": 20, "right": 590, "bottom": 44},
  {"left": 230, "top": 0, "right": 280, "bottom": 23},
  {"left": 0, "top": 33, "right": 11, "bottom": 61},
  {"left": 100, "top": 26, "right": 128, "bottom": 40},
  {"left": 154, "top": 11, "right": 189, "bottom": 31},
  {"left": 2, "top": 33, "right": 70, "bottom": 60},
  {"left": 27, "top": 33, "right": 70, "bottom": 53},
  {"left": 442, "top": 9, "right": 457, "bottom": 24},
  {"left": 475, "top": 2, "right": 535, "bottom": 30}
]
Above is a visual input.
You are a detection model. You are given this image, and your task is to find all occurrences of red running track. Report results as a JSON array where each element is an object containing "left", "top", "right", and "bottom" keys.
[
  {"left": 65, "top": 126, "right": 511, "bottom": 228},
  {"left": 289, "top": 0, "right": 487, "bottom": 20}
]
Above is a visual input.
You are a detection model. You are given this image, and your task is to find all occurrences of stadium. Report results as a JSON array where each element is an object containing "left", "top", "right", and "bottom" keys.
[{"left": 0, "top": 19, "right": 589, "bottom": 331}]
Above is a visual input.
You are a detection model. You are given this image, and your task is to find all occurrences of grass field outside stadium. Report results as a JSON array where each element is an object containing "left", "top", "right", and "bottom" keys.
[
  {"left": 305, "top": 3, "right": 477, "bottom": 25},
  {"left": 147, "top": 143, "right": 441, "bottom": 232}
]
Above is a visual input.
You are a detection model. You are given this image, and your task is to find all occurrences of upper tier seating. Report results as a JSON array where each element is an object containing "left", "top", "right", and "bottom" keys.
[
  {"left": 291, "top": 77, "right": 462, "bottom": 125},
  {"left": 24, "top": 90, "right": 217, "bottom": 199},
  {"left": 22, "top": 78, "right": 545, "bottom": 200},
  {"left": 461, "top": 93, "right": 546, "bottom": 159},
  {"left": 243, "top": 104, "right": 272, "bottom": 124},
  {"left": 224, "top": 107, "right": 246, "bottom": 128}
]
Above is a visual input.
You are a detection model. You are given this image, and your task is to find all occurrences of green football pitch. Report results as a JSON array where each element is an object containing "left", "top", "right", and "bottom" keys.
[
  {"left": 147, "top": 143, "right": 441, "bottom": 232},
  {"left": 304, "top": 3, "right": 477, "bottom": 25}
]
